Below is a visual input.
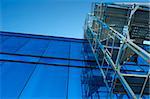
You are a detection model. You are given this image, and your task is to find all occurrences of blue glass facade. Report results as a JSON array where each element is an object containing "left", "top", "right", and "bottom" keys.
[
  {"left": 1, "top": 31, "right": 149, "bottom": 99},
  {"left": 0, "top": 31, "right": 98, "bottom": 99}
]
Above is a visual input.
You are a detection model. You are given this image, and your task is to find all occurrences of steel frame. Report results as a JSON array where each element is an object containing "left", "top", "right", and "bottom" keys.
[{"left": 84, "top": 5, "right": 150, "bottom": 98}]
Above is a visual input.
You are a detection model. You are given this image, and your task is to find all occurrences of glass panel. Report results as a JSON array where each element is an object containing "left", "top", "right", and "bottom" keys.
[
  {"left": 40, "top": 58, "right": 69, "bottom": 66},
  {"left": 68, "top": 68, "right": 82, "bottom": 99},
  {"left": 20, "top": 65, "right": 68, "bottom": 99},
  {"left": 0, "top": 54, "right": 39, "bottom": 62},
  {"left": 83, "top": 42, "right": 95, "bottom": 61},
  {"left": 70, "top": 60, "right": 85, "bottom": 67},
  {"left": 18, "top": 39, "right": 49, "bottom": 55},
  {"left": 70, "top": 42, "right": 84, "bottom": 60},
  {"left": 43, "top": 40, "right": 70, "bottom": 58},
  {"left": 1, "top": 62, "right": 36, "bottom": 98},
  {"left": 0, "top": 35, "right": 10, "bottom": 42},
  {"left": 0, "top": 54, "right": 70, "bottom": 66},
  {"left": 1, "top": 37, "right": 30, "bottom": 52}
]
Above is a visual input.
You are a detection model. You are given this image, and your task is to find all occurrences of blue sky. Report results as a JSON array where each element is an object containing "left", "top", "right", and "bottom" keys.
[{"left": 1, "top": 0, "right": 149, "bottom": 38}]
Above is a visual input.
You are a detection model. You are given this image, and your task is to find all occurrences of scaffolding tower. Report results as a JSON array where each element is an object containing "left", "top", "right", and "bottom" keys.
[{"left": 82, "top": 3, "right": 150, "bottom": 99}]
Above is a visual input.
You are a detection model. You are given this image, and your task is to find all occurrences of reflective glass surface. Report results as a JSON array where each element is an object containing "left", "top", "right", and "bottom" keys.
[{"left": 0, "top": 32, "right": 93, "bottom": 99}]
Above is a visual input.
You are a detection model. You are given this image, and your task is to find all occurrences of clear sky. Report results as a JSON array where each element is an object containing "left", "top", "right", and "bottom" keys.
[{"left": 1, "top": 0, "right": 149, "bottom": 38}]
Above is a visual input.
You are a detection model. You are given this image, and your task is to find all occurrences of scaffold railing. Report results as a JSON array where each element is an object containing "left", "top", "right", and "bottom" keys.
[{"left": 84, "top": 13, "right": 150, "bottom": 99}]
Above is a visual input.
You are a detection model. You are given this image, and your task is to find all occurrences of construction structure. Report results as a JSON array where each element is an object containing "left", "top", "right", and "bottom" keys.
[
  {"left": 82, "top": 3, "right": 150, "bottom": 99},
  {"left": 1, "top": 2, "right": 150, "bottom": 99}
]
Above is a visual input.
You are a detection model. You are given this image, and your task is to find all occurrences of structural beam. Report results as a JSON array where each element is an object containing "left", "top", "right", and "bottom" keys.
[{"left": 84, "top": 13, "right": 150, "bottom": 99}]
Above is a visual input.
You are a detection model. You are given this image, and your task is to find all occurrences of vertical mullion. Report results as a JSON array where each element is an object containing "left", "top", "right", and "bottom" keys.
[{"left": 66, "top": 42, "right": 71, "bottom": 99}]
